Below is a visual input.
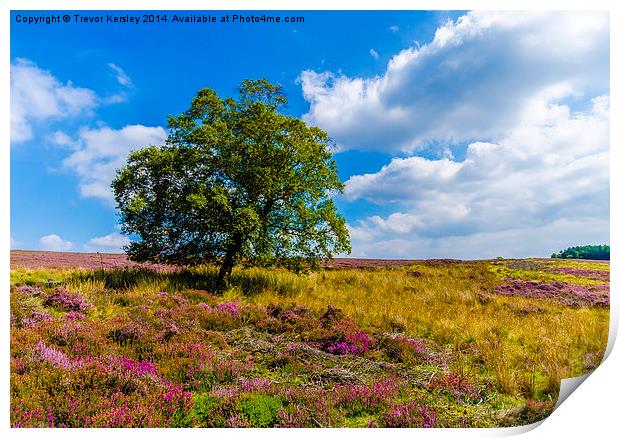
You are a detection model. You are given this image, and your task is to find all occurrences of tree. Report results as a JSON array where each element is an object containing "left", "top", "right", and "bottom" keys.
[
  {"left": 551, "top": 245, "right": 609, "bottom": 260},
  {"left": 112, "top": 79, "right": 351, "bottom": 289}
]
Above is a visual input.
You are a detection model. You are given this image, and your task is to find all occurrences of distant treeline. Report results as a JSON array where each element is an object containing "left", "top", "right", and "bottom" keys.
[{"left": 551, "top": 245, "right": 610, "bottom": 260}]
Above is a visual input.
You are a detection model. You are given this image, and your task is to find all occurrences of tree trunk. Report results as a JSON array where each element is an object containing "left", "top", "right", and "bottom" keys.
[{"left": 216, "top": 235, "right": 242, "bottom": 291}]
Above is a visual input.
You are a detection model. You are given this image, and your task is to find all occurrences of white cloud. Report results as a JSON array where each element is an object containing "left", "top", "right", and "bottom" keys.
[
  {"left": 300, "top": 11, "right": 609, "bottom": 153},
  {"left": 47, "top": 131, "right": 79, "bottom": 149},
  {"left": 62, "top": 124, "right": 168, "bottom": 204},
  {"left": 103, "top": 92, "right": 128, "bottom": 105},
  {"left": 85, "top": 232, "right": 130, "bottom": 253},
  {"left": 11, "top": 59, "right": 98, "bottom": 143},
  {"left": 345, "top": 95, "right": 609, "bottom": 258},
  {"left": 297, "top": 11, "right": 609, "bottom": 259},
  {"left": 39, "top": 234, "right": 72, "bottom": 251},
  {"left": 369, "top": 49, "right": 379, "bottom": 60},
  {"left": 348, "top": 218, "right": 609, "bottom": 260},
  {"left": 108, "top": 63, "right": 132, "bottom": 87}
]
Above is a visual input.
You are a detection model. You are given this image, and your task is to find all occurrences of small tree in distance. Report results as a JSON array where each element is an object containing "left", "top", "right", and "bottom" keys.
[{"left": 112, "top": 79, "right": 351, "bottom": 289}]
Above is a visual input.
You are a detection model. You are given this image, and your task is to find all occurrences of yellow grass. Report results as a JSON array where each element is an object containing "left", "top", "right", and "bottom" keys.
[
  {"left": 11, "top": 260, "right": 609, "bottom": 400},
  {"left": 240, "top": 262, "right": 609, "bottom": 398}
]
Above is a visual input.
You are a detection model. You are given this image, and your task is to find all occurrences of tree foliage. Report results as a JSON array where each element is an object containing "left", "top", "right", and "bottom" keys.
[
  {"left": 551, "top": 245, "right": 609, "bottom": 260},
  {"left": 112, "top": 79, "right": 351, "bottom": 287}
]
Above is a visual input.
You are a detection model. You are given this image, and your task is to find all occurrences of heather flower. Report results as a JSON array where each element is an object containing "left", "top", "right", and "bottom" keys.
[
  {"left": 197, "top": 302, "right": 213, "bottom": 312},
  {"left": 277, "top": 405, "right": 312, "bottom": 428},
  {"left": 551, "top": 267, "right": 609, "bottom": 281},
  {"left": 17, "top": 285, "right": 43, "bottom": 296},
  {"left": 157, "top": 322, "right": 180, "bottom": 341},
  {"left": 326, "top": 341, "right": 360, "bottom": 355},
  {"left": 22, "top": 311, "right": 53, "bottom": 328},
  {"left": 239, "top": 377, "right": 271, "bottom": 393},
  {"left": 65, "top": 311, "right": 86, "bottom": 321},
  {"left": 107, "top": 324, "right": 144, "bottom": 345},
  {"left": 35, "top": 341, "right": 73, "bottom": 370},
  {"left": 280, "top": 310, "right": 301, "bottom": 322},
  {"left": 346, "top": 331, "right": 373, "bottom": 352},
  {"left": 332, "top": 378, "right": 399, "bottom": 416},
  {"left": 493, "top": 280, "right": 609, "bottom": 307},
  {"left": 43, "top": 288, "right": 92, "bottom": 313},
  {"left": 216, "top": 301, "right": 241, "bottom": 318},
  {"left": 123, "top": 358, "right": 157, "bottom": 376},
  {"left": 226, "top": 414, "right": 250, "bottom": 427},
  {"left": 380, "top": 401, "right": 437, "bottom": 428}
]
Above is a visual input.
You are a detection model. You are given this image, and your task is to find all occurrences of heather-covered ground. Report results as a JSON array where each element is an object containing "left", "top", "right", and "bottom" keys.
[{"left": 10, "top": 253, "right": 609, "bottom": 427}]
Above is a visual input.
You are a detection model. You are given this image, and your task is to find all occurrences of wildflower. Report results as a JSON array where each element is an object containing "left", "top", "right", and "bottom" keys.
[
  {"left": 35, "top": 341, "right": 73, "bottom": 370},
  {"left": 43, "top": 288, "right": 92, "bottom": 313},
  {"left": 216, "top": 301, "right": 241, "bottom": 318}
]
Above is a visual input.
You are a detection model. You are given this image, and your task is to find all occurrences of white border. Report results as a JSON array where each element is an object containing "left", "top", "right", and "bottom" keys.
[{"left": 2, "top": 1, "right": 616, "bottom": 437}]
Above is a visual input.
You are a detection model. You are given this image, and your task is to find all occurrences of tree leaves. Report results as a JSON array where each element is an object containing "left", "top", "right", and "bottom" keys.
[{"left": 112, "top": 79, "right": 351, "bottom": 280}]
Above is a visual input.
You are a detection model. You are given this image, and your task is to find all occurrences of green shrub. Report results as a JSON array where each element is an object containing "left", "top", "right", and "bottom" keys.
[
  {"left": 193, "top": 394, "right": 221, "bottom": 426},
  {"left": 237, "top": 394, "right": 283, "bottom": 427}
]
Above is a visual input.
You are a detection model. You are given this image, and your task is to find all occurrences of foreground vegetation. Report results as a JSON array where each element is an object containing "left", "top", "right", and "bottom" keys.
[{"left": 10, "top": 257, "right": 609, "bottom": 427}]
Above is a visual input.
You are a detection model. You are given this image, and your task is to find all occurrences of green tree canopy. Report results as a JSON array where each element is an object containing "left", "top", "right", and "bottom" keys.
[
  {"left": 551, "top": 245, "right": 609, "bottom": 260},
  {"left": 112, "top": 79, "right": 351, "bottom": 288}
]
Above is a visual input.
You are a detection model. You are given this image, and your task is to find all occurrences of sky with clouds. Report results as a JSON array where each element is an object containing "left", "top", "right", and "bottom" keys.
[{"left": 10, "top": 10, "right": 609, "bottom": 258}]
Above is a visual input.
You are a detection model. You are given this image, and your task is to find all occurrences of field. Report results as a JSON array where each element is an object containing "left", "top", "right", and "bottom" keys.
[{"left": 10, "top": 251, "right": 610, "bottom": 428}]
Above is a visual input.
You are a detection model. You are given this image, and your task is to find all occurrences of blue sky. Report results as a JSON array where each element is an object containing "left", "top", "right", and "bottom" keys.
[{"left": 10, "top": 10, "right": 610, "bottom": 258}]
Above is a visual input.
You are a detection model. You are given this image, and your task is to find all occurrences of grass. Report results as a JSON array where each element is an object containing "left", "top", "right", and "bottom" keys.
[{"left": 10, "top": 257, "right": 609, "bottom": 427}]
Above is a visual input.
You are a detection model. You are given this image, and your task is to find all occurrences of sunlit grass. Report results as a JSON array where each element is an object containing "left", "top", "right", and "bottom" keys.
[{"left": 10, "top": 258, "right": 609, "bottom": 414}]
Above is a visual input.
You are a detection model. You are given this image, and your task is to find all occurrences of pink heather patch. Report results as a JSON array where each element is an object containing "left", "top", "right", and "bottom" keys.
[
  {"left": 43, "top": 288, "right": 93, "bottom": 313},
  {"left": 65, "top": 311, "right": 86, "bottom": 321},
  {"left": 280, "top": 310, "right": 302, "bottom": 322},
  {"left": 552, "top": 267, "right": 609, "bottom": 281},
  {"left": 216, "top": 301, "right": 241, "bottom": 318},
  {"left": 17, "top": 285, "right": 43, "bottom": 296},
  {"left": 35, "top": 341, "right": 73, "bottom": 370},
  {"left": 122, "top": 358, "right": 157, "bottom": 376},
  {"left": 22, "top": 311, "right": 54, "bottom": 328},
  {"left": 320, "top": 319, "right": 375, "bottom": 355},
  {"left": 381, "top": 401, "right": 437, "bottom": 428},
  {"left": 493, "top": 280, "right": 609, "bottom": 307},
  {"left": 239, "top": 377, "right": 271, "bottom": 392},
  {"left": 226, "top": 414, "right": 250, "bottom": 427},
  {"left": 197, "top": 302, "right": 213, "bottom": 312},
  {"left": 346, "top": 331, "right": 373, "bottom": 352},
  {"left": 332, "top": 377, "right": 399, "bottom": 409},
  {"left": 326, "top": 341, "right": 361, "bottom": 355}
]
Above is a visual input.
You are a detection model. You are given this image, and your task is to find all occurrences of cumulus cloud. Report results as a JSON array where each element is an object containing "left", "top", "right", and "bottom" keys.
[
  {"left": 345, "top": 95, "right": 609, "bottom": 257},
  {"left": 40, "top": 234, "right": 72, "bottom": 251},
  {"left": 11, "top": 59, "right": 98, "bottom": 143},
  {"left": 298, "top": 11, "right": 610, "bottom": 258},
  {"left": 85, "top": 232, "right": 130, "bottom": 253},
  {"left": 47, "top": 130, "right": 79, "bottom": 149},
  {"left": 348, "top": 218, "right": 609, "bottom": 260},
  {"left": 300, "top": 11, "right": 609, "bottom": 153},
  {"left": 62, "top": 125, "right": 168, "bottom": 204},
  {"left": 108, "top": 63, "right": 132, "bottom": 87}
]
